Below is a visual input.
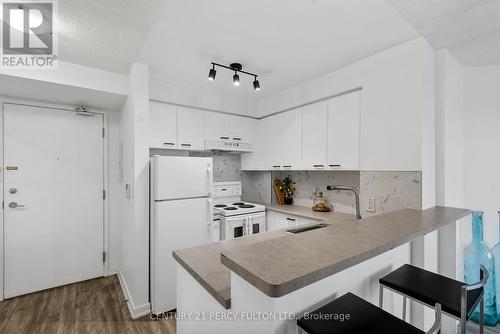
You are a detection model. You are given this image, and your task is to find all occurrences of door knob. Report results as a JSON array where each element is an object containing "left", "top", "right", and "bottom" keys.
[
  {"left": 9, "top": 188, "right": 17, "bottom": 194},
  {"left": 8, "top": 202, "right": 25, "bottom": 208}
]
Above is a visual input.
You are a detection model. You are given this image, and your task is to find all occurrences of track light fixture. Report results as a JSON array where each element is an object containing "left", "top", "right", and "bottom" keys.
[
  {"left": 253, "top": 76, "right": 260, "bottom": 91},
  {"left": 208, "top": 62, "right": 261, "bottom": 91},
  {"left": 233, "top": 71, "right": 240, "bottom": 87},
  {"left": 208, "top": 64, "right": 216, "bottom": 81}
]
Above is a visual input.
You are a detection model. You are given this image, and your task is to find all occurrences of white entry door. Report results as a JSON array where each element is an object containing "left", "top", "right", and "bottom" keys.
[{"left": 3, "top": 103, "right": 105, "bottom": 298}]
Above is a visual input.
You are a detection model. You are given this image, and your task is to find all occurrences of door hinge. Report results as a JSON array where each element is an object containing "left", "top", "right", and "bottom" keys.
[
  {"left": 102, "top": 128, "right": 105, "bottom": 138},
  {"left": 103, "top": 190, "right": 106, "bottom": 200},
  {"left": 102, "top": 252, "right": 106, "bottom": 263}
]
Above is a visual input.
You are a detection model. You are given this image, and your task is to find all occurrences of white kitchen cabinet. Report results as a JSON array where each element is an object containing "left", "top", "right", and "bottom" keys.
[
  {"left": 230, "top": 115, "right": 254, "bottom": 143},
  {"left": 149, "top": 102, "right": 178, "bottom": 149},
  {"left": 327, "top": 91, "right": 360, "bottom": 170},
  {"left": 241, "top": 118, "right": 268, "bottom": 170},
  {"left": 274, "top": 212, "right": 299, "bottom": 230},
  {"left": 264, "top": 109, "right": 302, "bottom": 170},
  {"left": 282, "top": 108, "right": 303, "bottom": 170},
  {"left": 177, "top": 106, "right": 204, "bottom": 150},
  {"left": 267, "top": 113, "right": 284, "bottom": 170},
  {"left": 266, "top": 211, "right": 277, "bottom": 231},
  {"left": 204, "top": 111, "right": 231, "bottom": 141},
  {"left": 302, "top": 101, "right": 328, "bottom": 170}
]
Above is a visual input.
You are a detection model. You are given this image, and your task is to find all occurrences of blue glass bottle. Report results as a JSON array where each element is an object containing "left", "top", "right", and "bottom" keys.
[
  {"left": 491, "top": 211, "right": 500, "bottom": 321},
  {"left": 464, "top": 211, "right": 497, "bottom": 325}
]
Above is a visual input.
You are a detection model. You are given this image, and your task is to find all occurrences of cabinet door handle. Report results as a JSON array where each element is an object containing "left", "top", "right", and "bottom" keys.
[
  {"left": 283, "top": 165, "right": 292, "bottom": 168},
  {"left": 181, "top": 143, "right": 191, "bottom": 147},
  {"left": 286, "top": 217, "right": 296, "bottom": 221},
  {"left": 233, "top": 137, "right": 241, "bottom": 141},
  {"left": 313, "top": 164, "right": 324, "bottom": 168},
  {"left": 328, "top": 164, "right": 341, "bottom": 168},
  {"left": 220, "top": 136, "right": 229, "bottom": 140},
  {"left": 163, "top": 142, "right": 175, "bottom": 146},
  {"left": 272, "top": 165, "right": 281, "bottom": 168}
]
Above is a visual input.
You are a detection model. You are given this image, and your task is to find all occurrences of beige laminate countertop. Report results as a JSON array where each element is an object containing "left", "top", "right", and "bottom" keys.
[{"left": 173, "top": 206, "right": 470, "bottom": 309}]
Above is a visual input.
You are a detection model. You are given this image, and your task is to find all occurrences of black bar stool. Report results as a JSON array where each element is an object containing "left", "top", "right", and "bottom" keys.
[
  {"left": 297, "top": 292, "right": 441, "bottom": 334},
  {"left": 379, "top": 264, "right": 488, "bottom": 334}
]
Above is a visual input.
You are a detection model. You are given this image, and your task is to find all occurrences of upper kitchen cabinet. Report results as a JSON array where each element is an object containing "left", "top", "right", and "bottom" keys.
[
  {"left": 149, "top": 102, "right": 178, "bottom": 149},
  {"left": 327, "top": 91, "right": 360, "bottom": 170},
  {"left": 204, "top": 111, "right": 231, "bottom": 141},
  {"left": 282, "top": 108, "right": 302, "bottom": 170},
  {"left": 230, "top": 115, "right": 254, "bottom": 143},
  {"left": 177, "top": 106, "right": 204, "bottom": 150},
  {"left": 265, "top": 108, "right": 302, "bottom": 170},
  {"left": 241, "top": 118, "right": 268, "bottom": 170},
  {"left": 302, "top": 101, "right": 328, "bottom": 170},
  {"left": 267, "top": 113, "right": 284, "bottom": 170}
]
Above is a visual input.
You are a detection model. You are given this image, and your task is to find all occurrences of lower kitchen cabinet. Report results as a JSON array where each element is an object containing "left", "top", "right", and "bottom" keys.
[{"left": 267, "top": 211, "right": 321, "bottom": 231}]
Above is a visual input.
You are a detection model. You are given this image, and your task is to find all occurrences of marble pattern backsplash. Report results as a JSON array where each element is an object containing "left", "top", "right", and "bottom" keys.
[
  {"left": 242, "top": 170, "right": 422, "bottom": 217},
  {"left": 241, "top": 171, "right": 272, "bottom": 204},
  {"left": 271, "top": 171, "right": 360, "bottom": 214},
  {"left": 359, "top": 171, "right": 422, "bottom": 217}
]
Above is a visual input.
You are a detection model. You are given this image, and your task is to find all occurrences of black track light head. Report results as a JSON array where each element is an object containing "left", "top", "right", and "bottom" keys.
[
  {"left": 253, "top": 77, "right": 260, "bottom": 91},
  {"left": 208, "top": 64, "right": 216, "bottom": 81},
  {"left": 233, "top": 72, "right": 240, "bottom": 87}
]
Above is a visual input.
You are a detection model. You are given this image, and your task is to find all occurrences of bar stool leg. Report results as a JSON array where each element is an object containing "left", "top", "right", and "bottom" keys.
[
  {"left": 402, "top": 296, "right": 407, "bottom": 321},
  {"left": 379, "top": 285, "right": 384, "bottom": 308},
  {"left": 480, "top": 298, "right": 484, "bottom": 334}
]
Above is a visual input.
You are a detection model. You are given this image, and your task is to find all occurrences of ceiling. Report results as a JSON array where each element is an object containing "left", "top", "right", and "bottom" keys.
[
  {"left": 387, "top": 0, "right": 500, "bottom": 66},
  {"left": 57, "top": 0, "right": 162, "bottom": 73},
  {"left": 55, "top": 0, "right": 500, "bottom": 100},
  {"left": 137, "top": 0, "right": 418, "bottom": 99}
]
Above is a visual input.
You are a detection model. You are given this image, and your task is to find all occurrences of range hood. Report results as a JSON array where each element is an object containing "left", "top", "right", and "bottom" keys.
[{"left": 204, "top": 140, "right": 253, "bottom": 153}]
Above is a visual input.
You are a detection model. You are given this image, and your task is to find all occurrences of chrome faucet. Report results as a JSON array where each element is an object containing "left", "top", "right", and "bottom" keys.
[{"left": 326, "top": 185, "right": 361, "bottom": 220}]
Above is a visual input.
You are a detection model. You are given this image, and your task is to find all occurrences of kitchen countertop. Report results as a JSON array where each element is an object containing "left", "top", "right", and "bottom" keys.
[
  {"left": 173, "top": 228, "right": 290, "bottom": 309},
  {"left": 173, "top": 206, "right": 469, "bottom": 309},
  {"left": 260, "top": 202, "right": 356, "bottom": 221},
  {"left": 221, "top": 207, "right": 470, "bottom": 298}
]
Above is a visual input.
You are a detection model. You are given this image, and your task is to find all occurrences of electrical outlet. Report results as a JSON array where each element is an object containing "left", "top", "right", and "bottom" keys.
[{"left": 366, "top": 197, "right": 375, "bottom": 213}]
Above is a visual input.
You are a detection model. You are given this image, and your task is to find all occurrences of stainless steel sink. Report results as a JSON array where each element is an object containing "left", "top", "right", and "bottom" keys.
[{"left": 287, "top": 223, "right": 328, "bottom": 234}]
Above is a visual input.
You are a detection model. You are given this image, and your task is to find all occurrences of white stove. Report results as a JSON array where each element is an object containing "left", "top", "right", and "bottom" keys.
[{"left": 213, "top": 181, "right": 266, "bottom": 239}]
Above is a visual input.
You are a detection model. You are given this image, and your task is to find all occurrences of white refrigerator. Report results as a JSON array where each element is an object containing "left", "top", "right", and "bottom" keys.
[{"left": 150, "top": 155, "right": 214, "bottom": 314}]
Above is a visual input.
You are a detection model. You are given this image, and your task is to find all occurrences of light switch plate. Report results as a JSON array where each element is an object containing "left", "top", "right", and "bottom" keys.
[{"left": 366, "top": 197, "right": 375, "bottom": 213}]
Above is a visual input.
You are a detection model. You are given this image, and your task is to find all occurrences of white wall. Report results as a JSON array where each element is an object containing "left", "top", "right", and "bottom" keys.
[
  {"left": 435, "top": 50, "right": 465, "bottom": 209},
  {"left": 118, "top": 63, "right": 151, "bottom": 318},
  {"left": 464, "top": 66, "right": 500, "bottom": 248},
  {"left": 434, "top": 49, "right": 465, "bottom": 332},
  {"left": 255, "top": 37, "right": 434, "bottom": 172},
  {"left": 0, "top": 61, "right": 127, "bottom": 110},
  {"left": 150, "top": 76, "right": 252, "bottom": 116}
]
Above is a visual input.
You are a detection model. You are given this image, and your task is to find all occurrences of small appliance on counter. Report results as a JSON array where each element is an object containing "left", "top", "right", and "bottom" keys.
[{"left": 213, "top": 181, "right": 266, "bottom": 239}]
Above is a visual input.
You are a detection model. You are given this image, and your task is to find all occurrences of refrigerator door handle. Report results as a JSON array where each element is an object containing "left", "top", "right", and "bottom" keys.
[
  {"left": 207, "top": 197, "right": 213, "bottom": 225},
  {"left": 206, "top": 162, "right": 212, "bottom": 196}
]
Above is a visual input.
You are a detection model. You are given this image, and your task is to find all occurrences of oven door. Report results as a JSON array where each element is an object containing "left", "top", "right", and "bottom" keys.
[
  {"left": 223, "top": 215, "right": 248, "bottom": 239},
  {"left": 247, "top": 212, "right": 266, "bottom": 236}
]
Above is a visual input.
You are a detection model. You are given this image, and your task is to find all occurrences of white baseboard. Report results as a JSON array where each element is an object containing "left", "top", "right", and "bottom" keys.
[{"left": 117, "top": 270, "right": 151, "bottom": 319}]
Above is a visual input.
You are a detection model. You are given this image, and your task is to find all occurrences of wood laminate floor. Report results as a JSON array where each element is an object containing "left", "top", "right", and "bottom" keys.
[{"left": 0, "top": 275, "right": 176, "bottom": 334}]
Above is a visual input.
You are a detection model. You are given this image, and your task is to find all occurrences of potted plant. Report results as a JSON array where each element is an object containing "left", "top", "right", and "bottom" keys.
[{"left": 281, "top": 175, "right": 295, "bottom": 205}]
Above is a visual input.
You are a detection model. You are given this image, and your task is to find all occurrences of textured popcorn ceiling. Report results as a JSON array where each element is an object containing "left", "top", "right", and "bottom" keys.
[
  {"left": 137, "top": 0, "right": 417, "bottom": 99},
  {"left": 388, "top": 0, "right": 500, "bottom": 66},
  {"left": 57, "top": 0, "right": 162, "bottom": 73}
]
